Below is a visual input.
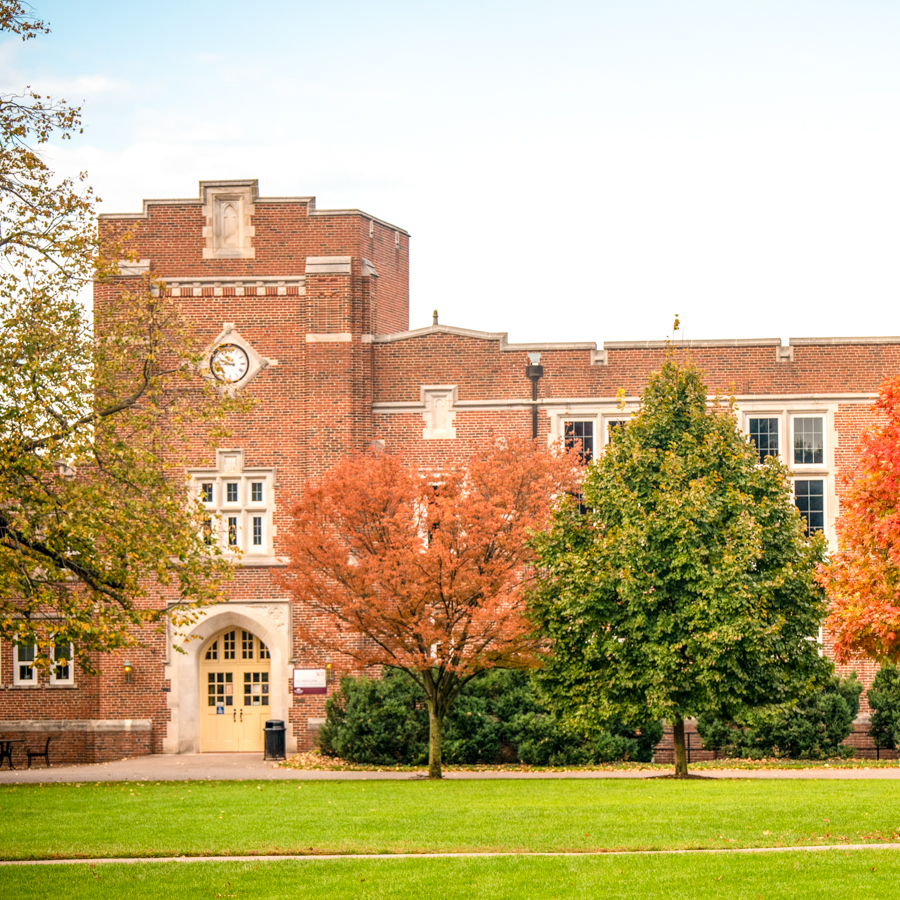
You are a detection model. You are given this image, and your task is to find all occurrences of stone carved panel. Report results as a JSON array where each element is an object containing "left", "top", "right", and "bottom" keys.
[
  {"left": 201, "top": 181, "right": 256, "bottom": 260},
  {"left": 260, "top": 604, "right": 289, "bottom": 636},
  {"left": 422, "top": 385, "right": 458, "bottom": 440}
]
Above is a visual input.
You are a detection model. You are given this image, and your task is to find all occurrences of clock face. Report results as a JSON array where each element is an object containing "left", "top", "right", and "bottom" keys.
[{"left": 210, "top": 343, "right": 250, "bottom": 384}]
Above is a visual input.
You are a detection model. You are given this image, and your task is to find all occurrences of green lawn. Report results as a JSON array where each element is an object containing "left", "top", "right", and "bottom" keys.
[
  {"left": 2, "top": 851, "right": 900, "bottom": 900},
  {"left": 1, "top": 779, "right": 898, "bottom": 860}
]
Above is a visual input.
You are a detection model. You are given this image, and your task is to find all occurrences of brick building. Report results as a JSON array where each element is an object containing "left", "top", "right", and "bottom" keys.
[{"left": 0, "top": 179, "right": 895, "bottom": 764}]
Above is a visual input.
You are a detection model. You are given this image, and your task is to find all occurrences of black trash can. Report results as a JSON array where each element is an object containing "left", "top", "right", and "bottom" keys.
[{"left": 264, "top": 719, "right": 286, "bottom": 760}]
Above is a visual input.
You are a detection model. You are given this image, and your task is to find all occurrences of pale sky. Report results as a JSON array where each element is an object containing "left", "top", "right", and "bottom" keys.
[{"left": 5, "top": 1, "right": 900, "bottom": 344}]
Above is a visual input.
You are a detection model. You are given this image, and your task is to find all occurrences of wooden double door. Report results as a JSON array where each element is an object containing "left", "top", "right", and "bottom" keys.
[{"left": 199, "top": 628, "right": 272, "bottom": 752}]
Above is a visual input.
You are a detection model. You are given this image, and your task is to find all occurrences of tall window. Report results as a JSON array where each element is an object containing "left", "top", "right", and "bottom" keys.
[
  {"left": 793, "top": 417, "right": 824, "bottom": 466},
  {"left": 795, "top": 479, "right": 825, "bottom": 535},
  {"left": 748, "top": 417, "right": 779, "bottom": 463},
  {"left": 13, "top": 643, "right": 36, "bottom": 686},
  {"left": 49, "top": 641, "right": 74, "bottom": 685},
  {"left": 564, "top": 421, "right": 594, "bottom": 462}
]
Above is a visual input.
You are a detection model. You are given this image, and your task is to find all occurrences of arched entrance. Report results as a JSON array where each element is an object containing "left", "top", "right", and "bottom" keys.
[{"left": 199, "top": 628, "right": 272, "bottom": 752}]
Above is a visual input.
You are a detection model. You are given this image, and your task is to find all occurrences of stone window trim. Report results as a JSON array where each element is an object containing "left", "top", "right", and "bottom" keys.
[
  {"left": 546, "top": 411, "right": 598, "bottom": 450},
  {"left": 190, "top": 449, "right": 276, "bottom": 560},
  {"left": 737, "top": 405, "right": 835, "bottom": 547},
  {"left": 200, "top": 323, "right": 278, "bottom": 395}
]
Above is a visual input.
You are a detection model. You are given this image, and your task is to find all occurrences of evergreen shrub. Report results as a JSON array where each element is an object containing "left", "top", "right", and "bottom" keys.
[
  {"left": 697, "top": 673, "right": 863, "bottom": 759},
  {"left": 868, "top": 663, "right": 900, "bottom": 751},
  {"left": 318, "top": 668, "right": 662, "bottom": 766}
]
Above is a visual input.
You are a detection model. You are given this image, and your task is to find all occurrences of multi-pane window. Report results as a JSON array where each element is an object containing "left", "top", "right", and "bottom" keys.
[
  {"left": 223, "top": 631, "right": 236, "bottom": 660},
  {"left": 795, "top": 479, "right": 825, "bottom": 535},
  {"left": 564, "top": 421, "right": 594, "bottom": 462},
  {"left": 242, "top": 630, "right": 255, "bottom": 660},
  {"left": 13, "top": 643, "right": 36, "bottom": 685},
  {"left": 205, "top": 640, "right": 218, "bottom": 661},
  {"left": 208, "top": 672, "right": 234, "bottom": 707},
  {"left": 748, "top": 418, "right": 779, "bottom": 464},
  {"left": 50, "top": 641, "right": 74, "bottom": 685},
  {"left": 794, "top": 417, "right": 824, "bottom": 466},
  {"left": 259, "top": 641, "right": 270, "bottom": 660},
  {"left": 244, "top": 671, "right": 270, "bottom": 706},
  {"left": 190, "top": 459, "right": 273, "bottom": 556},
  {"left": 12, "top": 642, "right": 74, "bottom": 686}
]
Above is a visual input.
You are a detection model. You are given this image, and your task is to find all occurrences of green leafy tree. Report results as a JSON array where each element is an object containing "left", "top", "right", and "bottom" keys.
[
  {"left": 529, "top": 356, "right": 829, "bottom": 776},
  {"left": 0, "top": 2, "right": 243, "bottom": 670}
]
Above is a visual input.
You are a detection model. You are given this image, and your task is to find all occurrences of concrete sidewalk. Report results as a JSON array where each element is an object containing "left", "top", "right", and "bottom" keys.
[{"left": 1, "top": 754, "right": 900, "bottom": 783}]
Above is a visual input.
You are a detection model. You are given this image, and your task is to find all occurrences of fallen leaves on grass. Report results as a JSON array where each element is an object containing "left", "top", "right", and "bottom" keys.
[{"left": 278, "top": 750, "right": 900, "bottom": 774}]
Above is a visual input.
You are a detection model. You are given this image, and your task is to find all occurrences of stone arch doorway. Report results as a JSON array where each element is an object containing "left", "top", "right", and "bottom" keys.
[
  {"left": 162, "top": 603, "right": 292, "bottom": 756},
  {"left": 199, "top": 627, "right": 272, "bottom": 752}
]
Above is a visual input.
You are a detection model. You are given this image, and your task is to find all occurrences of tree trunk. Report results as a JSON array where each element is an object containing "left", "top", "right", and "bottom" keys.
[
  {"left": 673, "top": 717, "right": 688, "bottom": 778},
  {"left": 427, "top": 701, "right": 443, "bottom": 779}
]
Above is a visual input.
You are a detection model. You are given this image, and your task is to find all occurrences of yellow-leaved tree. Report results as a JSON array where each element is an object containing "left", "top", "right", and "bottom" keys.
[{"left": 0, "top": 2, "right": 245, "bottom": 671}]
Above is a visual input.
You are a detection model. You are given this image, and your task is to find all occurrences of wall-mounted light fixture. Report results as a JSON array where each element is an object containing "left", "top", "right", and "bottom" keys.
[
  {"left": 124, "top": 661, "right": 134, "bottom": 683},
  {"left": 325, "top": 659, "right": 334, "bottom": 683},
  {"left": 525, "top": 353, "right": 544, "bottom": 439}
]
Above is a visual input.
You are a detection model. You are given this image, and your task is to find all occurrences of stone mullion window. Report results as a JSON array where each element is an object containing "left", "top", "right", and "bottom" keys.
[{"left": 190, "top": 450, "right": 274, "bottom": 558}]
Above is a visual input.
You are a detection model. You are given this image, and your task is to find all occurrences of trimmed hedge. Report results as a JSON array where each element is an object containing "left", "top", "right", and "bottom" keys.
[
  {"left": 869, "top": 663, "right": 900, "bottom": 751},
  {"left": 696, "top": 673, "right": 863, "bottom": 759},
  {"left": 318, "top": 668, "right": 662, "bottom": 766}
]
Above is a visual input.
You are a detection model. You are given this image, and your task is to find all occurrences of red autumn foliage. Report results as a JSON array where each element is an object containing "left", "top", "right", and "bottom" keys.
[
  {"left": 275, "top": 437, "right": 578, "bottom": 776},
  {"left": 821, "top": 375, "right": 900, "bottom": 663}
]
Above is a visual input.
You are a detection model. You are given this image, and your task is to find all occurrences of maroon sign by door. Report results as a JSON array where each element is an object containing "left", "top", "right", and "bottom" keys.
[{"left": 293, "top": 668, "right": 327, "bottom": 695}]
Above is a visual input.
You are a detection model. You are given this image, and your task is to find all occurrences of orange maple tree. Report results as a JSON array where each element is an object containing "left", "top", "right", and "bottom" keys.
[
  {"left": 277, "top": 437, "right": 577, "bottom": 778},
  {"left": 820, "top": 375, "right": 900, "bottom": 664}
]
